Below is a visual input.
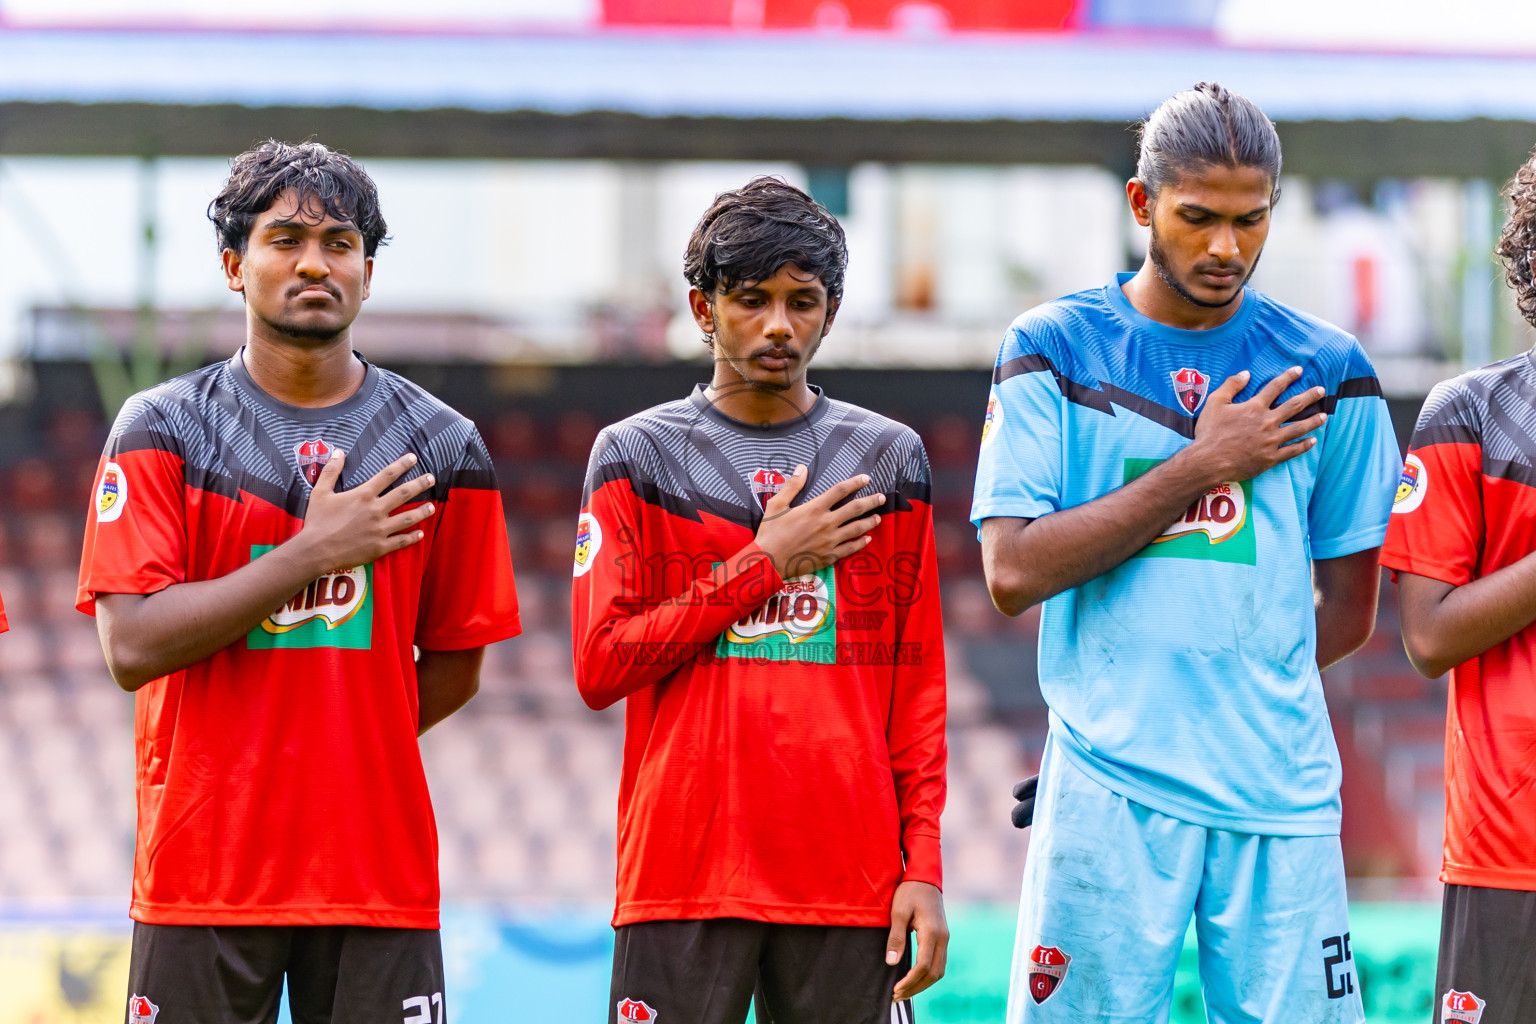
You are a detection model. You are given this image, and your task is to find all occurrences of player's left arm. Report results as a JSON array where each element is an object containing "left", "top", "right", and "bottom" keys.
[
  {"left": 414, "top": 429, "right": 521, "bottom": 728},
  {"left": 1312, "top": 548, "right": 1382, "bottom": 669},
  {"left": 1306, "top": 353, "right": 1400, "bottom": 671},
  {"left": 879, "top": 436, "right": 949, "bottom": 1002},
  {"left": 416, "top": 646, "right": 486, "bottom": 735}
]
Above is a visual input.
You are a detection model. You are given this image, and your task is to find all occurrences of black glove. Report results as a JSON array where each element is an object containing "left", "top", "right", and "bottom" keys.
[{"left": 1011, "top": 775, "right": 1039, "bottom": 829}]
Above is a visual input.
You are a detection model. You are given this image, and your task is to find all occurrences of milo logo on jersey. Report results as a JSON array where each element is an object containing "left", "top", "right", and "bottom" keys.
[
  {"left": 246, "top": 545, "right": 374, "bottom": 650},
  {"left": 1124, "top": 458, "right": 1257, "bottom": 564},
  {"left": 716, "top": 564, "right": 837, "bottom": 665}
]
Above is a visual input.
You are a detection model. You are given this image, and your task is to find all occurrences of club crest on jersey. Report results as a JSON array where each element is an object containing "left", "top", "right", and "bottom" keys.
[
  {"left": 1441, "top": 990, "right": 1486, "bottom": 1023},
  {"left": 1170, "top": 367, "right": 1211, "bottom": 415},
  {"left": 294, "top": 438, "right": 332, "bottom": 486},
  {"left": 1027, "top": 945, "right": 1071, "bottom": 1004},
  {"left": 96, "top": 461, "right": 127, "bottom": 522},
  {"left": 574, "top": 512, "right": 603, "bottom": 577},
  {"left": 617, "top": 998, "right": 657, "bottom": 1022},
  {"left": 980, "top": 389, "right": 1002, "bottom": 451},
  {"left": 128, "top": 994, "right": 160, "bottom": 1024},
  {"left": 750, "top": 468, "right": 787, "bottom": 510},
  {"left": 1393, "top": 453, "right": 1427, "bottom": 514}
]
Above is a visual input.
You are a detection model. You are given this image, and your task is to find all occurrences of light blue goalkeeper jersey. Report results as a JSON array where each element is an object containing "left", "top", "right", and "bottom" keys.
[{"left": 971, "top": 273, "right": 1400, "bottom": 836}]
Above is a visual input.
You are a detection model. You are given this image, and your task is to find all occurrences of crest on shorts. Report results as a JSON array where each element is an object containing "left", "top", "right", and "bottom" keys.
[
  {"left": 1027, "top": 945, "right": 1071, "bottom": 1004},
  {"left": 616, "top": 997, "right": 657, "bottom": 1022},
  {"left": 128, "top": 994, "right": 160, "bottom": 1024},
  {"left": 750, "top": 468, "right": 787, "bottom": 510},
  {"left": 1170, "top": 367, "right": 1211, "bottom": 415},
  {"left": 293, "top": 438, "right": 332, "bottom": 486},
  {"left": 1441, "top": 990, "right": 1486, "bottom": 1023}
]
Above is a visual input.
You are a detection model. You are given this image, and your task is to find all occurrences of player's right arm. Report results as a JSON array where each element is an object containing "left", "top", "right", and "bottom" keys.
[
  {"left": 1383, "top": 382, "right": 1509, "bottom": 678},
  {"left": 572, "top": 438, "right": 883, "bottom": 709},
  {"left": 93, "top": 450, "right": 435, "bottom": 691},
  {"left": 1400, "top": 565, "right": 1536, "bottom": 678},
  {"left": 980, "top": 366, "right": 1326, "bottom": 615}
]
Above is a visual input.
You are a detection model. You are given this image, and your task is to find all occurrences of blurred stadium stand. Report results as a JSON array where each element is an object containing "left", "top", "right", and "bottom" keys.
[{"left": 0, "top": 359, "right": 1445, "bottom": 911}]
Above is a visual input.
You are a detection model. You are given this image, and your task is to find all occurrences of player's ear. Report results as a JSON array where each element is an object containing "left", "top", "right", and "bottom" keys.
[
  {"left": 221, "top": 248, "right": 245, "bottom": 295},
  {"left": 821, "top": 296, "right": 840, "bottom": 338},
  {"left": 362, "top": 254, "right": 373, "bottom": 301},
  {"left": 689, "top": 286, "right": 716, "bottom": 335},
  {"left": 1127, "top": 178, "right": 1153, "bottom": 228}
]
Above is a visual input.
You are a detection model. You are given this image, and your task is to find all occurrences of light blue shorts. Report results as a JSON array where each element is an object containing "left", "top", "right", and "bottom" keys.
[{"left": 1007, "top": 736, "right": 1365, "bottom": 1024}]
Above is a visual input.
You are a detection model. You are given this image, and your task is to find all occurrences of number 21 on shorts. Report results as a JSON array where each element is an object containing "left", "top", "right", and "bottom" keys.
[{"left": 404, "top": 993, "right": 444, "bottom": 1023}]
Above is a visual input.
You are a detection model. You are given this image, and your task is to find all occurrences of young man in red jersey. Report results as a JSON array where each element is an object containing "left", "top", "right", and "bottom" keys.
[
  {"left": 573, "top": 178, "right": 948, "bottom": 1024},
  {"left": 1382, "top": 147, "right": 1536, "bottom": 1024},
  {"left": 76, "top": 141, "right": 520, "bottom": 1024}
]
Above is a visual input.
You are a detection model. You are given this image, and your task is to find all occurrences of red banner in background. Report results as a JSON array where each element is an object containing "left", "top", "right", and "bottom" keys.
[{"left": 602, "top": 0, "right": 1079, "bottom": 31}]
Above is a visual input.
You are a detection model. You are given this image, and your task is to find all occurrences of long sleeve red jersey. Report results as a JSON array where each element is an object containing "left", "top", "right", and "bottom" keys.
[{"left": 572, "top": 386, "right": 947, "bottom": 928}]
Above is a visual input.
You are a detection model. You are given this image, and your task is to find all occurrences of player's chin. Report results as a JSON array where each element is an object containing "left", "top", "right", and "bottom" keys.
[
  {"left": 744, "top": 363, "right": 797, "bottom": 390},
  {"left": 270, "top": 310, "right": 352, "bottom": 343},
  {"left": 1188, "top": 279, "right": 1243, "bottom": 307}
]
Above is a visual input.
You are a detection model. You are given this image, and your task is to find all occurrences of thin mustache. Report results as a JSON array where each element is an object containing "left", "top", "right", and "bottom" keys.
[{"left": 288, "top": 282, "right": 340, "bottom": 299}]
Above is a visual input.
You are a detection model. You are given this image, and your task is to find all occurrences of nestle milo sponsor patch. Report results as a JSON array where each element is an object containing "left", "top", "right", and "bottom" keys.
[
  {"left": 716, "top": 564, "right": 837, "bottom": 664},
  {"left": 247, "top": 544, "right": 374, "bottom": 650},
  {"left": 1124, "top": 457, "right": 1257, "bottom": 565}
]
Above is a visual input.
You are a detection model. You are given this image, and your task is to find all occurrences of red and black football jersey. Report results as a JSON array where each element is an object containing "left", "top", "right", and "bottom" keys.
[
  {"left": 1381, "top": 353, "right": 1536, "bottom": 890},
  {"left": 573, "top": 386, "right": 947, "bottom": 928},
  {"left": 77, "top": 352, "right": 520, "bottom": 927}
]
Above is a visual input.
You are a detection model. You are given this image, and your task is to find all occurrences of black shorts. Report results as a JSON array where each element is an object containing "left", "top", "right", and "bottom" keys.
[
  {"left": 125, "top": 922, "right": 444, "bottom": 1024},
  {"left": 1435, "top": 883, "right": 1536, "bottom": 1024},
  {"left": 609, "top": 918, "right": 915, "bottom": 1024}
]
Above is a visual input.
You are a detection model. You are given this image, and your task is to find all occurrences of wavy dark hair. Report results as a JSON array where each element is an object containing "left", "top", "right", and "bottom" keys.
[
  {"left": 1497, "top": 149, "right": 1536, "bottom": 327},
  {"left": 209, "top": 139, "right": 388, "bottom": 257},
  {"left": 684, "top": 176, "right": 848, "bottom": 312},
  {"left": 1136, "top": 82, "right": 1282, "bottom": 203}
]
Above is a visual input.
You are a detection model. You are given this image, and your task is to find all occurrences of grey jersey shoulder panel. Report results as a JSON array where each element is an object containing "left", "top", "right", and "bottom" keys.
[
  {"left": 586, "top": 391, "right": 931, "bottom": 527},
  {"left": 106, "top": 359, "right": 489, "bottom": 518}
]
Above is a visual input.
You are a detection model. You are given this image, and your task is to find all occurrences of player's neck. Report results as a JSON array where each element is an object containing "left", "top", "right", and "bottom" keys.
[
  {"left": 1121, "top": 262, "right": 1244, "bottom": 332},
  {"left": 240, "top": 336, "right": 366, "bottom": 409},
  {"left": 705, "top": 373, "right": 818, "bottom": 425}
]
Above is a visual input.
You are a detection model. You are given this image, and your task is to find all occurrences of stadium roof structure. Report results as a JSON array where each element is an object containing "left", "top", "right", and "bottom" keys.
[{"left": 0, "top": 28, "right": 1535, "bottom": 178}]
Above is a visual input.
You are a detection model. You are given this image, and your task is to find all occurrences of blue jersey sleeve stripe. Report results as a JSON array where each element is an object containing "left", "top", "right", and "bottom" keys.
[
  {"left": 995, "top": 349, "right": 1199, "bottom": 439},
  {"left": 1336, "top": 375, "right": 1384, "bottom": 399},
  {"left": 1284, "top": 376, "right": 1385, "bottom": 423},
  {"left": 994, "top": 352, "right": 1052, "bottom": 383}
]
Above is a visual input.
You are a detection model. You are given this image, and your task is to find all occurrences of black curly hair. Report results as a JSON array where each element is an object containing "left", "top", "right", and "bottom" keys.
[
  {"left": 684, "top": 176, "right": 848, "bottom": 309},
  {"left": 1496, "top": 149, "right": 1536, "bottom": 327},
  {"left": 209, "top": 139, "right": 388, "bottom": 257}
]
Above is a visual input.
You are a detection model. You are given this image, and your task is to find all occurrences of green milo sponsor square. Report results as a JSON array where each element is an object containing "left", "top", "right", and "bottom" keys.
[
  {"left": 246, "top": 544, "right": 374, "bottom": 650},
  {"left": 1124, "top": 457, "right": 1256, "bottom": 565}
]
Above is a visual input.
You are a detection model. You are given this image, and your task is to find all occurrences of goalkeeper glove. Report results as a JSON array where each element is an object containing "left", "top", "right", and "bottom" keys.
[{"left": 1011, "top": 775, "right": 1039, "bottom": 829}]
